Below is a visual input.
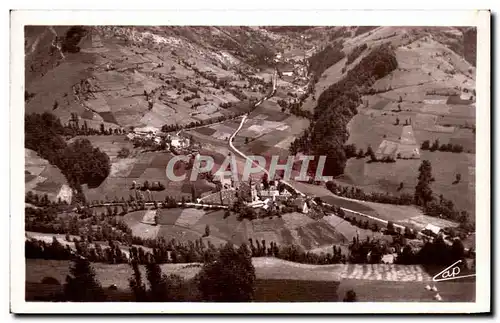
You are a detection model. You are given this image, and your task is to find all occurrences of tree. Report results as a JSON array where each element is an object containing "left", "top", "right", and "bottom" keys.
[
  {"left": 398, "top": 182, "right": 404, "bottom": 191},
  {"left": 204, "top": 225, "right": 210, "bottom": 237},
  {"left": 145, "top": 263, "right": 170, "bottom": 301},
  {"left": 357, "top": 148, "right": 365, "bottom": 159},
  {"left": 430, "top": 139, "right": 439, "bottom": 152},
  {"left": 454, "top": 173, "right": 461, "bottom": 184},
  {"left": 451, "top": 239, "right": 465, "bottom": 262},
  {"left": 196, "top": 243, "right": 256, "bottom": 302},
  {"left": 63, "top": 257, "right": 106, "bottom": 301},
  {"left": 387, "top": 221, "right": 395, "bottom": 234},
  {"left": 421, "top": 140, "right": 430, "bottom": 150},
  {"left": 245, "top": 137, "right": 249, "bottom": 144},
  {"left": 395, "top": 117, "right": 399, "bottom": 125},
  {"left": 366, "top": 145, "right": 377, "bottom": 162},
  {"left": 344, "top": 144, "right": 357, "bottom": 159},
  {"left": 261, "top": 174, "right": 269, "bottom": 190},
  {"left": 414, "top": 160, "right": 434, "bottom": 207},
  {"left": 129, "top": 260, "right": 147, "bottom": 301}
]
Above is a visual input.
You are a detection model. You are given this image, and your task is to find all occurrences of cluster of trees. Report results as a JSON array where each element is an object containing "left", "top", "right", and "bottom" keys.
[
  {"left": 61, "top": 26, "right": 87, "bottom": 53},
  {"left": 345, "top": 43, "right": 368, "bottom": 65},
  {"left": 25, "top": 113, "right": 111, "bottom": 201},
  {"left": 326, "top": 181, "right": 413, "bottom": 206},
  {"left": 25, "top": 191, "right": 69, "bottom": 208},
  {"left": 26, "top": 237, "right": 130, "bottom": 265},
  {"left": 275, "top": 244, "right": 345, "bottom": 265},
  {"left": 414, "top": 160, "right": 473, "bottom": 231},
  {"left": 308, "top": 42, "right": 345, "bottom": 84},
  {"left": 421, "top": 139, "right": 464, "bottom": 153},
  {"left": 59, "top": 138, "right": 111, "bottom": 189},
  {"left": 348, "top": 236, "right": 387, "bottom": 264},
  {"left": 131, "top": 180, "right": 166, "bottom": 192},
  {"left": 396, "top": 235, "right": 469, "bottom": 266},
  {"left": 26, "top": 228, "right": 347, "bottom": 269},
  {"left": 277, "top": 98, "right": 313, "bottom": 119},
  {"left": 65, "top": 115, "right": 124, "bottom": 137},
  {"left": 33, "top": 242, "right": 257, "bottom": 302},
  {"left": 290, "top": 45, "right": 398, "bottom": 177}
]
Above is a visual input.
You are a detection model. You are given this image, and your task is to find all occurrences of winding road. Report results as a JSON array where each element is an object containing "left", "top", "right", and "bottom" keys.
[{"left": 226, "top": 70, "right": 420, "bottom": 233}]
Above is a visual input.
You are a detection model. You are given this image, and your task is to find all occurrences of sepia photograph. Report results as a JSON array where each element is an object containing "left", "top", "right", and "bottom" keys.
[{"left": 10, "top": 9, "right": 491, "bottom": 314}]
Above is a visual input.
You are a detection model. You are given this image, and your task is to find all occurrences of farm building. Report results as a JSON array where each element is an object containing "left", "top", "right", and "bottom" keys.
[
  {"left": 375, "top": 140, "right": 399, "bottom": 160},
  {"left": 169, "top": 135, "right": 190, "bottom": 149}
]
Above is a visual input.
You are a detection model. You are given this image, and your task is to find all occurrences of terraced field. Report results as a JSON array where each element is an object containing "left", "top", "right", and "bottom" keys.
[
  {"left": 25, "top": 149, "right": 72, "bottom": 203},
  {"left": 122, "top": 207, "right": 348, "bottom": 251}
]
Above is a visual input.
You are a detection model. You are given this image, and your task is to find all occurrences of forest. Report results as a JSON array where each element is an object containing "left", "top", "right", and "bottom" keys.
[
  {"left": 25, "top": 112, "right": 111, "bottom": 198},
  {"left": 290, "top": 44, "right": 398, "bottom": 177},
  {"left": 307, "top": 42, "right": 345, "bottom": 84}
]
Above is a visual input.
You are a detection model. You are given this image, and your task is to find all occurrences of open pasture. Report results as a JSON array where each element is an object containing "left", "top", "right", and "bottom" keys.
[{"left": 341, "top": 150, "right": 474, "bottom": 219}]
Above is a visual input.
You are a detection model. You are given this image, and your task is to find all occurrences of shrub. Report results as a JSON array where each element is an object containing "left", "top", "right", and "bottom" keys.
[{"left": 343, "top": 290, "right": 357, "bottom": 302}]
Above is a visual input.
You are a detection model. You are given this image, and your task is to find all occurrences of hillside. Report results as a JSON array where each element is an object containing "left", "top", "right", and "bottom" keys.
[
  {"left": 25, "top": 26, "right": 305, "bottom": 130},
  {"left": 292, "top": 26, "right": 476, "bottom": 222},
  {"left": 25, "top": 149, "right": 72, "bottom": 203}
]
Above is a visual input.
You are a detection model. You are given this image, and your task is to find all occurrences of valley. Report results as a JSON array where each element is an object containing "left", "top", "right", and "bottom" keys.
[{"left": 23, "top": 25, "right": 477, "bottom": 303}]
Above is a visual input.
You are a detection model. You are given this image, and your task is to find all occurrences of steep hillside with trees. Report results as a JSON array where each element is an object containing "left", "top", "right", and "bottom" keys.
[
  {"left": 25, "top": 112, "right": 111, "bottom": 200},
  {"left": 290, "top": 44, "right": 398, "bottom": 176}
]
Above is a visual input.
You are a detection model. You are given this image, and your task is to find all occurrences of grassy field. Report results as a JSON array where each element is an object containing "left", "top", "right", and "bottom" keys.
[
  {"left": 340, "top": 150, "right": 475, "bottom": 219},
  {"left": 26, "top": 257, "right": 474, "bottom": 302}
]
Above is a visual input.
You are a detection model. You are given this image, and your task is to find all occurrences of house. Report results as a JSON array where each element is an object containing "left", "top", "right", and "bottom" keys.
[
  {"left": 169, "top": 135, "right": 190, "bottom": 149},
  {"left": 293, "top": 198, "right": 309, "bottom": 214},
  {"left": 126, "top": 132, "right": 136, "bottom": 141}
]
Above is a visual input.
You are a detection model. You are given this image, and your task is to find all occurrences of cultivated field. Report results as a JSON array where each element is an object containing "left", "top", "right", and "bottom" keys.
[
  {"left": 25, "top": 149, "right": 72, "bottom": 203},
  {"left": 121, "top": 207, "right": 349, "bottom": 251}
]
